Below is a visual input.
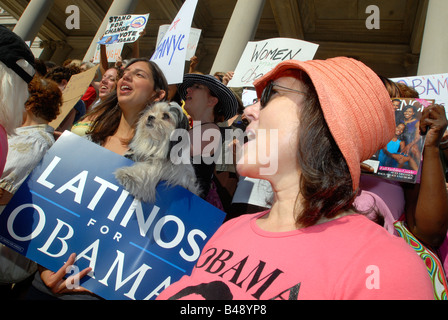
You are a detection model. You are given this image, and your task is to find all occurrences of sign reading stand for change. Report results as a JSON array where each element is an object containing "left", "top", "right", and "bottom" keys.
[{"left": 98, "top": 14, "right": 149, "bottom": 45}]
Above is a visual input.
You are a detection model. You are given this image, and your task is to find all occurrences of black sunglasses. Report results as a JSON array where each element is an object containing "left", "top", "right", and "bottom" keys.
[{"left": 260, "top": 80, "right": 306, "bottom": 108}]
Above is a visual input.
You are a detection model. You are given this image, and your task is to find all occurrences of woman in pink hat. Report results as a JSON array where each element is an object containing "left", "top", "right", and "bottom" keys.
[{"left": 157, "top": 57, "right": 434, "bottom": 300}]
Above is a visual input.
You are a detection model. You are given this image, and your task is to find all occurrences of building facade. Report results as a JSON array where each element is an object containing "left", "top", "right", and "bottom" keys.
[{"left": 0, "top": 0, "right": 447, "bottom": 78}]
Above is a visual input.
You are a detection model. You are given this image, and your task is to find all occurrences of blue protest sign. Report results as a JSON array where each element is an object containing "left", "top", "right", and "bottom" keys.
[{"left": 0, "top": 131, "right": 225, "bottom": 300}]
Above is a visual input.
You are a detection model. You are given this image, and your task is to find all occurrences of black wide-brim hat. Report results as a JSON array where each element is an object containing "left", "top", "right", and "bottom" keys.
[
  {"left": 177, "top": 73, "right": 238, "bottom": 121},
  {"left": 0, "top": 25, "right": 35, "bottom": 83}
]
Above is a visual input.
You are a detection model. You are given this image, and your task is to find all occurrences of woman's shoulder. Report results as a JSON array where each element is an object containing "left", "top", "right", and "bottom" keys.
[{"left": 11, "top": 125, "right": 55, "bottom": 147}]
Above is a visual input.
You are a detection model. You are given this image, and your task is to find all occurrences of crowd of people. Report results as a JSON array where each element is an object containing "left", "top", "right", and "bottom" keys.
[{"left": 0, "top": 24, "right": 448, "bottom": 300}]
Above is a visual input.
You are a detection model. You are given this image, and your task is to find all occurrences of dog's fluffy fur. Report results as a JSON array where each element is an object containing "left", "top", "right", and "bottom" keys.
[{"left": 115, "top": 101, "right": 200, "bottom": 203}]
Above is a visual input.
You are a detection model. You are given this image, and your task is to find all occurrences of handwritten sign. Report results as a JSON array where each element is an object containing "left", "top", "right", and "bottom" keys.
[
  {"left": 150, "top": 0, "right": 198, "bottom": 85},
  {"left": 227, "top": 38, "right": 319, "bottom": 88},
  {"left": 92, "top": 42, "right": 124, "bottom": 64},
  {"left": 156, "top": 25, "right": 202, "bottom": 61},
  {"left": 0, "top": 131, "right": 226, "bottom": 300},
  {"left": 98, "top": 14, "right": 149, "bottom": 45},
  {"left": 391, "top": 73, "right": 448, "bottom": 117},
  {"left": 49, "top": 65, "right": 99, "bottom": 129}
]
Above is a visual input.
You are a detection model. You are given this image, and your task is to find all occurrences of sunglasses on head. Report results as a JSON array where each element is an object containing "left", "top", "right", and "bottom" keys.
[{"left": 260, "top": 80, "right": 306, "bottom": 108}]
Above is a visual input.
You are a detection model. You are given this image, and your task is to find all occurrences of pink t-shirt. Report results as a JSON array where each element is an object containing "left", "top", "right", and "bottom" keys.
[
  {"left": 0, "top": 125, "right": 8, "bottom": 176},
  {"left": 356, "top": 175, "right": 448, "bottom": 276},
  {"left": 157, "top": 212, "right": 433, "bottom": 300}
]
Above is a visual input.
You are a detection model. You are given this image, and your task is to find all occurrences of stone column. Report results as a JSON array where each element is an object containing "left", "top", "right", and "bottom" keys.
[
  {"left": 83, "top": 0, "right": 139, "bottom": 62},
  {"left": 210, "top": 0, "right": 266, "bottom": 74},
  {"left": 417, "top": 0, "right": 448, "bottom": 75},
  {"left": 50, "top": 41, "right": 73, "bottom": 65},
  {"left": 38, "top": 40, "right": 56, "bottom": 62},
  {"left": 13, "top": 0, "right": 55, "bottom": 42}
]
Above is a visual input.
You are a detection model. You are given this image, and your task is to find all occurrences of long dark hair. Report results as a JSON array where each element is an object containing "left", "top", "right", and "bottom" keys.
[
  {"left": 87, "top": 58, "right": 168, "bottom": 146},
  {"left": 294, "top": 71, "right": 357, "bottom": 228}
]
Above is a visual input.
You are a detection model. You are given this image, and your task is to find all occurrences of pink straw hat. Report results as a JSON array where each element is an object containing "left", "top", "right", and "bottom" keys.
[{"left": 253, "top": 57, "right": 395, "bottom": 191}]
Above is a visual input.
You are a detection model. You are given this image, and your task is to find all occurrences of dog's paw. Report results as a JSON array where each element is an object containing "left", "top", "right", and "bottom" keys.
[
  {"left": 139, "top": 189, "right": 157, "bottom": 204},
  {"left": 115, "top": 167, "right": 158, "bottom": 203},
  {"left": 115, "top": 168, "right": 140, "bottom": 196}
]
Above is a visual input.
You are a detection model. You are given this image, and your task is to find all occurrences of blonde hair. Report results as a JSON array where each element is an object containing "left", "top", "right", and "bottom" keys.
[{"left": 0, "top": 60, "right": 34, "bottom": 134}]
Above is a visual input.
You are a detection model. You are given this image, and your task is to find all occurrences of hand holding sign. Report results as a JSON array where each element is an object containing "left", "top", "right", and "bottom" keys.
[{"left": 39, "top": 253, "right": 92, "bottom": 295}]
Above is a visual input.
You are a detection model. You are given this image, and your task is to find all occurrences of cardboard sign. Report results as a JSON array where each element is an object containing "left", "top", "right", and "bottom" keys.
[
  {"left": 227, "top": 38, "right": 319, "bottom": 88},
  {"left": 156, "top": 25, "right": 202, "bottom": 61},
  {"left": 0, "top": 131, "right": 226, "bottom": 300},
  {"left": 150, "top": 0, "right": 198, "bottom": 85},
  {"left": 98, "top": 14, "right": 150, "bottom": 45},
  {"left": 49, "top": 65, "right": 99, "bottom": 129}
]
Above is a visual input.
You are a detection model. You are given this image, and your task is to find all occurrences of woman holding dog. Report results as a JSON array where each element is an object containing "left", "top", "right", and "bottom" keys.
[
  {"left": 157, "top": 58, "right": 433, "bottom": 300},
  {"left": 82, "top": 58, "right": 168, "bottom": 156},
  {"left": 26, "top": 58, "right": 169, "bottom": 299},
  {"left": 177, "top": 74, "right": 239, "bottom": 205}
]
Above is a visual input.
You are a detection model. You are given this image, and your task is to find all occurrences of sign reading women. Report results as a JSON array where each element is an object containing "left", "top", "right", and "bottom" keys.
[{"left": 227, "top": 38, "right": 319, "bottom": 88}]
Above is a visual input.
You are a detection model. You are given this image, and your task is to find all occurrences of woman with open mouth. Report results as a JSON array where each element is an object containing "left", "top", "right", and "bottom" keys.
[{"left": 157, "top": 57, "right": 434, "bottom": 300}]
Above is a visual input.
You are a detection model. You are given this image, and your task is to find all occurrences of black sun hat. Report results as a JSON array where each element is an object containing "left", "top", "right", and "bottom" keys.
[
  {"left": 0, "top": 25, "right": 35, "bottom": 83},
  {"left": 177, "top": 73, "right": 238, "bottom": 121}
]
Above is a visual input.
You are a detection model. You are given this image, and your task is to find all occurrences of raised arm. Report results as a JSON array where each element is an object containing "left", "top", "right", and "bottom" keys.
[
  {"left": 99, "top": 43, "right": 108, "bottom": 76},
  {"left": 404, "top": 104, "right": 448, "bottom": 247}
]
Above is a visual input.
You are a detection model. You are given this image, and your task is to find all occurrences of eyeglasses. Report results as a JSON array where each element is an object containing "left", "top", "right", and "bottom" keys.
[{"left": 260, "top": 80, "right": 306, "bottom": 108}]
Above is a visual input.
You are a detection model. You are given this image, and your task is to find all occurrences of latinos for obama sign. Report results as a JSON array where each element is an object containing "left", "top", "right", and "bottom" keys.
[
  {"left": 227, "top": 38, "right": 319, "bottom": 88},
  {"left": 0, "top": 131, "right": 226, "bottom": 300},
  {"left": 151, "top": 0, "right": 198, "bottom": 85}
]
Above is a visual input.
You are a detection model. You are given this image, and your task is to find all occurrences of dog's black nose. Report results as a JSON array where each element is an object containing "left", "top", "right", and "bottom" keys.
[{"left": 147, "top": 115, "right": 155, "bottom": 122}]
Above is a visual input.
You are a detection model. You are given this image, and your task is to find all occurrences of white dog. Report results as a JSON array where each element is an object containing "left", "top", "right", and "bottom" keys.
[{"left": 115, "top": 101, "right": 200, "bottom": 203}]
